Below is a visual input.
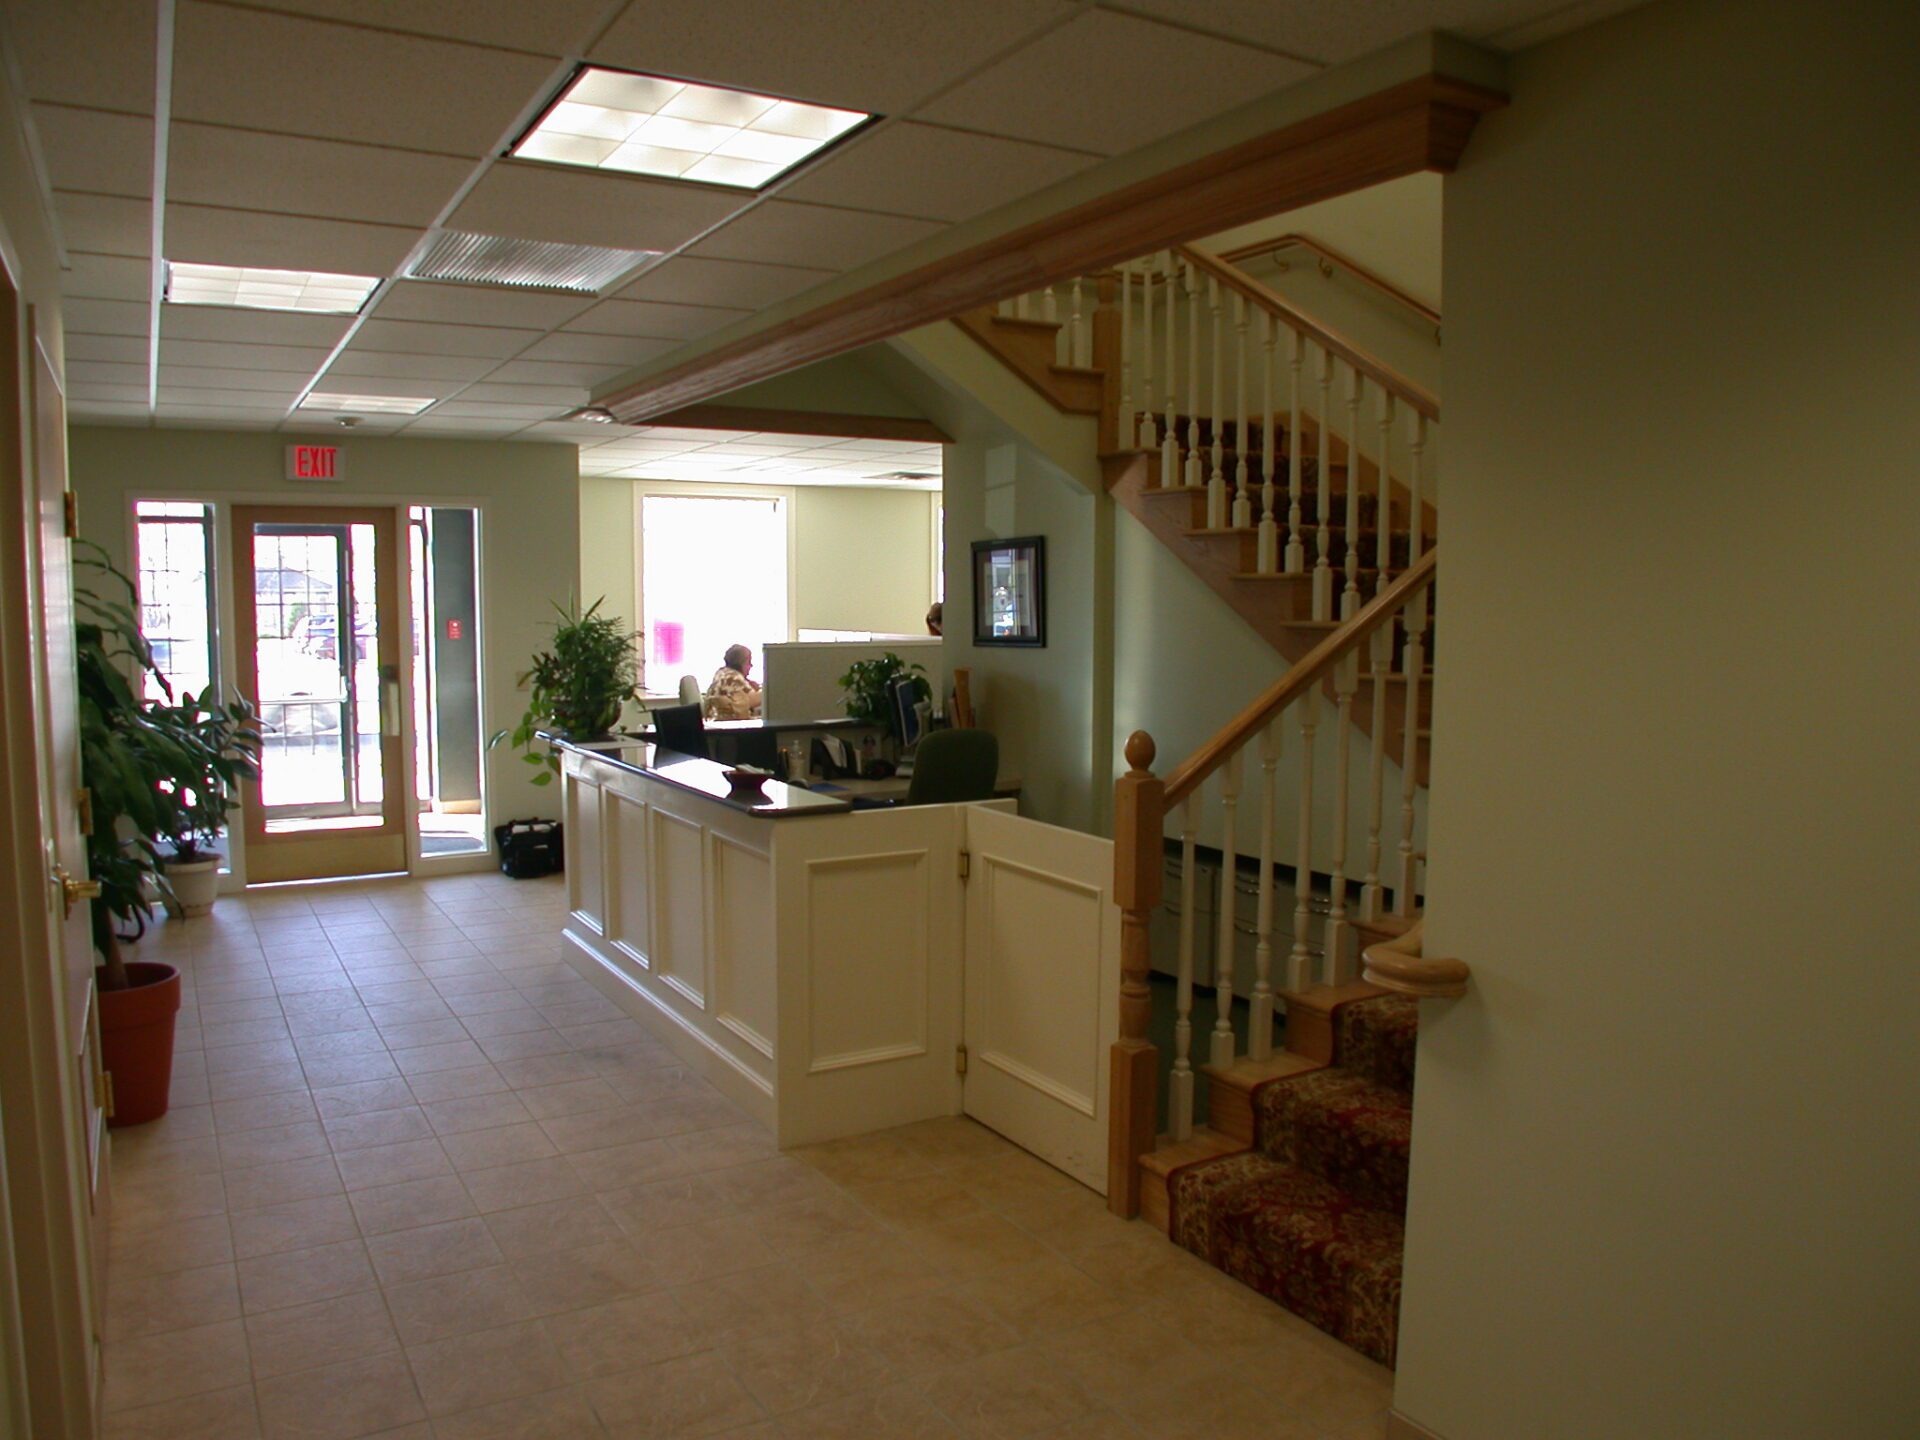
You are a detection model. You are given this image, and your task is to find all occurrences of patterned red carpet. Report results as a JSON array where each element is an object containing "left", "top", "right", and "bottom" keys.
[{"left": 1167, "top": 995, "right": 1417, "bottom": 1367}]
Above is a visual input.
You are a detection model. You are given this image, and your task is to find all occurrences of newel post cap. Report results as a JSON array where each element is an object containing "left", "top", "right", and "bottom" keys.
[{"left": 1124, "top": 731, "right": 1156, "bottom": 774}]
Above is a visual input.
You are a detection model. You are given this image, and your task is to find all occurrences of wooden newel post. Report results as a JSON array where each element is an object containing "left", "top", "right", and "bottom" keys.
[{"left": 1108, "top": 729, "right": 1163, "bottom": 1217}]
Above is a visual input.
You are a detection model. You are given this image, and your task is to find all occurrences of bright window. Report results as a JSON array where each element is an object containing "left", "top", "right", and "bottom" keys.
[
  {"left": 134, "top": 501, "right": 217, "bottom": 703},
  {"left": 640, "top": 494, "right": 788, "bottom": 696}
]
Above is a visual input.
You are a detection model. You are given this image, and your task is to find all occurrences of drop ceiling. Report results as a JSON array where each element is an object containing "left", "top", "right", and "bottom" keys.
[{"left": 7, "top": 0, "right": 1624, "bottom": 482}]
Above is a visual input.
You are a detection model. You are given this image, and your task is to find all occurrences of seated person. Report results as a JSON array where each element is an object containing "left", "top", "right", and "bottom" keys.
[{"left": 703, "top": 643, "right": 763, "bottom": 720}]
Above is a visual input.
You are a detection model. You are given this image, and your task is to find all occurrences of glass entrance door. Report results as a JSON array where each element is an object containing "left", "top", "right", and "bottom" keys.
[{"left": 232, "top": 505, "right": 406, "bottom": 881}]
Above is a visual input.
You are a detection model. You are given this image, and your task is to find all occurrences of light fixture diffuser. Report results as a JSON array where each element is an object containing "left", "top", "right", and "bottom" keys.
[
  {"left": 514, "top": 66, "right": 870, "bottom": 189},
  {"left": 166, "top": 262, "right": 379, "bottom": 314},
  {"left": 406, "top": 230, "right": 656, "bottom": 295},
  {"left": 299, "top": 393, "right": 434, "bottom": 416}
]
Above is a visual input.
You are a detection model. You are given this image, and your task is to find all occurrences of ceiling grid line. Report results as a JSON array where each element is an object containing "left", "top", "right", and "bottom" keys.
[{"left": 144, "top": 0, "right": 176, "bottom": 416}]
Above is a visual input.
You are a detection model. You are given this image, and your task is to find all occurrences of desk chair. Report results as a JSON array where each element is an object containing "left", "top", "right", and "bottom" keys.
[
  {"left": 907, "top": 729, "right": 999, "bottom": 804},
  {"left": 677, "top": 674, "right": 701, "bottom": 706},
  {"left": 651, "top": 703, "right": 708, "bottom": 759}
]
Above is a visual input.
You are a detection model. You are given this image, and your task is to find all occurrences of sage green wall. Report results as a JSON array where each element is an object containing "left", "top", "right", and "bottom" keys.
[
  {"left": 578, "top": 474, "right": 637, "bottom": 629},
  {"left": 66, "top": 427, "right": 580, "bottom": 829},
  {"left": 1397, "top": 2, "right": 1920, "bottom": 1436},
  {"left": 791, "top": 487, "right": 935, "bottom": 636}
]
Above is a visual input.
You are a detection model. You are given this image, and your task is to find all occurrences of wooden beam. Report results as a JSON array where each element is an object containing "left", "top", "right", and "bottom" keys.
[
  {"left": 601, "top": 74, "right": 1504, "bottom": 424},
  {"left": 642, "top": 404, "right": 950, "bottom": 444}
]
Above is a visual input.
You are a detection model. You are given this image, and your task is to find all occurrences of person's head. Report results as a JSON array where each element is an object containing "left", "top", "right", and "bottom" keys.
[
  {"left": 925, "top": 601, "right": 943, "bottom": 637},
  {"left": 723, "top": 643, "right": 752, "bottom": 676}
]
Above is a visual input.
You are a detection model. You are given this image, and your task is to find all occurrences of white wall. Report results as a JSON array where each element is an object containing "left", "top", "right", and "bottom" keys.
[
  {"left": 1399, "top": 2, "right": 1920, "bottom": 1436},
  {"left": 67, "top": 428, "right": 581, "bottom": 828}
]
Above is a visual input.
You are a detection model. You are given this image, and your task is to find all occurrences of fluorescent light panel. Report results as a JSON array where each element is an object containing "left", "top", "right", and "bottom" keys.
[
  {"left": 299, "top": 392, "right": 434, "bottom": 415},
  {"left": 514, "top": 67, "right": 869, "bottom": 189},
  {"left": 166, "top": 262, "right": 378, "bottom": 314},
  {"left": 407, "top": 231, "right": 657, "bottom": 294}
]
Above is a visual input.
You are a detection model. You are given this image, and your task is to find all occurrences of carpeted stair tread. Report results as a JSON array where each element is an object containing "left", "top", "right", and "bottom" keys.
[
  {"left": 1254, "top": 1066, "right": 1412, "bottom": 1216},
  {"left": 1335, "top": 994, "right": 1418, "bottom": 1092},
  {"left": 1168, "top": 1150, "right": 1404, "bottom": 1368}
]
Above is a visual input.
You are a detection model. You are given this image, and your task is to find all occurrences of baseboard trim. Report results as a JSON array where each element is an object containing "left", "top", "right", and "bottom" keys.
[{"left": 1386, "top": 1410, "right": 1449, "bottom": 1440}]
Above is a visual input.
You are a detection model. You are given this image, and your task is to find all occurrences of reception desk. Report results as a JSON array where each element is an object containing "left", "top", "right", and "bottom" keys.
[{"left": 552, "top": 737, "right": 986, "bottom": 1146}]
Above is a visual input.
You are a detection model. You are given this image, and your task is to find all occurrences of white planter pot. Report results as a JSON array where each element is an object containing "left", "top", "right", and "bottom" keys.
[{"left": 161, "top": 855, "right": 222, "bottom": 918}]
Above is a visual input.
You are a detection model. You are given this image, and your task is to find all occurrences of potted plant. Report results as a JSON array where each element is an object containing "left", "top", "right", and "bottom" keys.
[
  {"left": 839, "top": 651, "right": 931, "bottom": 739},
  {"left": 493, "top": 597, "right": 640, "bottom": 787},
  {"left": 150, "top": 688, "right": 261, "bottom": 918}
]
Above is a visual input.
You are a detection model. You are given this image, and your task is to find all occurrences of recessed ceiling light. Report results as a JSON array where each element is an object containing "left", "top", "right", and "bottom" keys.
[
  {"left": 299, "top": 393, "right": 434, "bottom": 416},
  {"left": 165, "top": 261, "right": 379, "bottom": 314},
  {"left": 513, "top": 66, "right": 871, "bottom": 189}
]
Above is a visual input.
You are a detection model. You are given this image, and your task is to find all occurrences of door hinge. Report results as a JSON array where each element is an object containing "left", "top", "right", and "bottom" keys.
[
  {"left": 63, "top": 490, "right": 78, "bottom": 539},
  {"left": 100, "top": 1070, "right": 114, "bottom": 1120},
  {"left": 957, "top": 849, "right": 971, "bottom": 880},
  {"left": 955, "top": 1044, "right": 968, "bottom": 1076},
  {"left": 76, "top": 788, "right": 93, "bottom": 837}
]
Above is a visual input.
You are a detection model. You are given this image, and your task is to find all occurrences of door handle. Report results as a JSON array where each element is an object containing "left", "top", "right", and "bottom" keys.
[{"left": 52, "top": 864, "right": 101, "bottom": 919}]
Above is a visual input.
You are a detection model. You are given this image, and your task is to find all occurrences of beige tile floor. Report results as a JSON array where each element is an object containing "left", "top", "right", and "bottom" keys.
[{"left": 102, "top": 871, "right": 1394, "bottom": 1440}]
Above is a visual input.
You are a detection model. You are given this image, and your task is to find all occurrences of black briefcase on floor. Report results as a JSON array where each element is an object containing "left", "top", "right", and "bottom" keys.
[{"left": 494, "top": 818, "right": 563, "bottom": 878}]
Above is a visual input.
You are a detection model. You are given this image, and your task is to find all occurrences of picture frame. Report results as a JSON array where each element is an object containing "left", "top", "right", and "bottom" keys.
[{"left": 970, "top": 536, "right": 1046, "bottom": 647}]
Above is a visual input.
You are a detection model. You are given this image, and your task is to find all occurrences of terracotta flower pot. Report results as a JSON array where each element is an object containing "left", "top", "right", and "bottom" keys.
[{"left": 97, "top": 961, "right": 182, "bottom": 1128}]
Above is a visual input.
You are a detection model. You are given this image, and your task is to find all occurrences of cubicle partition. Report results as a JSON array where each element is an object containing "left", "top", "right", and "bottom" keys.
[{"left": 760, "top": 638, "right": 945, "bottom": 724}]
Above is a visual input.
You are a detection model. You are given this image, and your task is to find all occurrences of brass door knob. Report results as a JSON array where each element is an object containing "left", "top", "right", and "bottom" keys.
[{"left": 52, "top": 865, "right": 101, "bottom": 918}]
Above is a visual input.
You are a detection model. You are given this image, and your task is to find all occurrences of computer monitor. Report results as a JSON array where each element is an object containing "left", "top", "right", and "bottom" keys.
[
  {"left": 651, "top": 703, "right": 708, "bottom": 759},
  {"left": 890, "top": 675, "right": 925, "bottom": 752}
]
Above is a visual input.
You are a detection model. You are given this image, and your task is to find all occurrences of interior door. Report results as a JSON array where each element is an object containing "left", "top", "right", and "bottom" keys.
[
  {"left": 232, "top": 505, "right": 407, "bottom": 881},
  {"left": 962, "top": 807, "right": 1119, "bottom": 1192}
]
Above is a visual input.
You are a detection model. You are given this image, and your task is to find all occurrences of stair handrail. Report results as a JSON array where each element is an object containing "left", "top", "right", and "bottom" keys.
[
  {"left": 1361, "top": 919, "right": 1469, "bottom": 998},
  {"left": 1215, "top": 232, "right": 1442, "bottom": 341},
  {"left": 1172, "top": 243, "right": 1439, "bottom": 422},
  {"left": 1165, "top": 548, "right": 1437, "bottom": 807}
]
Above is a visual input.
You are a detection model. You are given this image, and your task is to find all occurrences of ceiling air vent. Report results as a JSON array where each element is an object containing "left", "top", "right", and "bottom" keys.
[{"left": 405, "top": 230, "right": 657, "bottom": 295}]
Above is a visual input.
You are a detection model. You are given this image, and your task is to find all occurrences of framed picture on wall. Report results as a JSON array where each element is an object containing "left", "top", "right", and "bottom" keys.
[{"left": 970, "top": 536, "right": 1046, "bottom": 647}]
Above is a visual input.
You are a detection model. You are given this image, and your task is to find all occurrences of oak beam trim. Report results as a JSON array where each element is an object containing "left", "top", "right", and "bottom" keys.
[
  {"left": 642, "top": 404, "right": 951, "bottom": 444},
  {"left": 600, "top": 75, "right": 1505, "bottom": 423}
]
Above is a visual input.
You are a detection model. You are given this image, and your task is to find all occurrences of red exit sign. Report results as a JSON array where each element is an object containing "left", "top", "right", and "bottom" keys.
[{"left": 286, "top": 444, "right": 343, "bottom": 481}]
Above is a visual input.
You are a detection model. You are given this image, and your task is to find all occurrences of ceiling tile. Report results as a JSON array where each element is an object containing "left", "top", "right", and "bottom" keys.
[
  {"left": 349, "top": 318, "right": 539, "bottom": 359},
  {"left": 323, "top": 349, "right": 498, "bottom": 382},
  {"left": 157, "top": 408, "right": 287, "bottom": 428},
  {"left": 486, "top": 358, "right": 626, "bottom": 388},
  {"left": 561, "top": 298, "right": 748, "bottom": 342},
  {"left": 157, "top": 387, "right": 298, "bottom": 409},
  {"left": 63, "top": 253, "right": 152, "bottom": 303},
  {"left": 781, "top": 120, "right": 1097, "bottom": 222},
  {"left": 69, "top": 402, "right": 152, "bottom": 423},
  {"left": 309, "top": 373, "right": 467, "bottom": 401},
  {"left": 1114, "top": 0, "right": 1556, "bottom": 64},
  {"left": 65, "top": 298, "right": 151, "bottom": 336},
  {"left": 615, "top": 254, "right": 833, "bottom": 310},
  {"left": 520, "top": 332, "right": 677, "bottom": 366},
  {"left": 689, "top": 199, "right": 941, "bottom": 270},
  {"left": 167, "top": 123, "right": 471, "bottom": 228},
  {"left": 160, "top": 307, "right": 353, "bottom": 348},
  {"left": 69, "top": 383, "right": 151, "bottom": 404},
  {"left": 457, "top": 383, "right": 590, "bottom": 406},
  {"left": 427, "top": 400, "right": 569, "bottom": 420},
  {"left": 917, "top": 10, "right": 1315, "bottom": 155},
  {"left": 403, "top": 416, "right": 535, "bottom": 435},
  {"left": 590, "top": 0, "right": 1076, "bottom": 114},
  {"left": 374, "top": 281, "right": 595, "bottom": 331},
  {"left": 163, "top": 203, "right": 420, "bottom": 275},
  {"left": 230, "top": 0, "right": 611, "bottom": 55},
  {"left": 447, "top": 162, "right": 748, "bottom": 254},
  {"left": 157, "top": 365, "right": 316, "bottom": 393},
  {"left": 68, "top": 333, "right": 151, "bottom": 363},
  {"left": 32, "top": 105, "right": 152, "bottom": 196},
  {"left": 171, "top": 1, "right": 558, "bottom": 156},
  {"left": 54, "top": 193, "right": 151, "bottom": 258},
  {"left": 159, "top": 339, "right": 337, "bottom": 372},
  {"left": 7, "top": 0, "right": 157, "bottom": 110},
  {"left": 67, "top": 360, "right": 149, "bottom": 388}
]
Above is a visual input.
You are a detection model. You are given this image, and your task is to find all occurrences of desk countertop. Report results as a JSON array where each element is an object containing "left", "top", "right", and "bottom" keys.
[
  {"left": 542, "top": 734, "right": 852, "bottom": 818},
  {"left": 633, "top": 715, "right": 873, "bottom": 735}
]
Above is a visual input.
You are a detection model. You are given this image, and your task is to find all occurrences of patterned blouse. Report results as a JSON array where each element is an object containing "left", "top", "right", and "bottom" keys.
[{"left": 704, "top": 665, "right": 760, "bottom": 720}]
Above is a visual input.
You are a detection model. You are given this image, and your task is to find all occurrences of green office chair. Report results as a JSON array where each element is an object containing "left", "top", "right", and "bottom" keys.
[{"left": 905, "top": 728, "right": 999, "bottom": 805}]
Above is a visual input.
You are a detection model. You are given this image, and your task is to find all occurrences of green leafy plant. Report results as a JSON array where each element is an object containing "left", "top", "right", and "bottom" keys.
[
  {"left": 490, "top": 597, "right": 640, "bottom": 786},
  {"left": 74, "top": 542, "right": 259, "bottom": 989},
  {"left": 838, "top": 652, "right": 931, "bottom": 736}
]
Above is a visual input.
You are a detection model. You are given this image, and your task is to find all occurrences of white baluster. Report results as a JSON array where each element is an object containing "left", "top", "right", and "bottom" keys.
[
  {"left": 1360, "top": 604, "right": 1392, "bottom": 922},
  {"left": 1327, "top": 648, "right": 1358, "bottom": 982},
  {"left": 1312, "top": 347, "right": 1334, "bottom": 620},
  {"left": 1257, "top": 312, "right": 1277, "bottom": 573},
  {"left": 1162, "top": 254, "right": 1178, "bottom": 485},
  {"left": 1376, "top": 391, "right": 1396, "bottom": 586},
  {"left": 1343, "top": 367, "right": 1364, "bottom": 620},
  {"left": 1041, "top": 284, "right": 1057, "bottom": 325},
  {"left": 1183, "top": 262, "right": 1202, "bottom": 487},
  {"left": 1248, "top": 719, "right": 1280, "bottom": 1061},
  {"left": 1206, "top": 278, "right": 1226, "bottom": 528},
  {"left": 1285, "top": 328, "right": 1305, "bottom": 573},
  {"left": 1067, "top": 277, "right": 1084, "bottom": 368},
  {"left": 1231, "top": 294, "right": 1251, "bottom": 527},
  {"left": 1397, "top": 587, "right": 1428, "bottom": 917},
  {"left": 1137, "top": 259, "right": 1156, "bottom": 450},
  {"left": 1408, "top": 411, "right": 1427, "bottom": 567},
  {"left": 1287, "top": 690, "right": 1319, "bottom": 992},
  {"left": 1171, "top": 797, "right": 1198, "bottom": 1141},
  {"left": 1211, "top": 748, "right": 1241, "bottom": 1069},
  {"left": 1014, "top": 291, "right": 1029, "bottom": 320},
  {"left": 1118, "top": 265, "right": 1133, "bottom": 451}
]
